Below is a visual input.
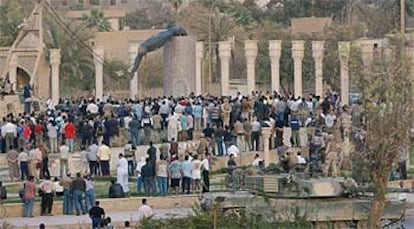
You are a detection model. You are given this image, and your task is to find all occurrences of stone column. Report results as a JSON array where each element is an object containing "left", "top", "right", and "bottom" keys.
[
  {"left": 164, "top": 36, "right": 196, "bottom": 97},
  {"left": 128, "top": 43, "right": 138, "bottom": 99},
  {"left": 292, "top": 40, "right": 305, "bottom": 98},
  {"left": 8, "top": 53, "right": 17, "bottom": 92},
  {"left": 50, "top": 49, "right": 61, "bottom": 106},
  {"left": 269, "top": 40, "right": 282, "bottom": 93},
  {"left": 93, "top": 47, "right": 104, "bottom": 100},
  {"left": 341, "top": 111, "right": 354, "bottom": 173},
  {"left": 195, "top": 42, "right": 203, "bottom": 96},
  {"left": 245, "top": 40, "right": 258, "bottom": 95},
  {"left": 339, "top": 42, "right": 350, "bottom": 106},
  {"left": 262, "top": 127, "right": 272, "bottom": 165},
  {"left": 219, "top": 41, "right": 232, "bottom": 96},
  {"left": 312, "top": 41, "right": 325, "bottom": 97}
]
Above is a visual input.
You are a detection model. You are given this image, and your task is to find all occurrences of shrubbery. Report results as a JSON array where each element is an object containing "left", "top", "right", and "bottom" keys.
[{"left": 138, "top": 207, "right": 312, "bottom": 229}]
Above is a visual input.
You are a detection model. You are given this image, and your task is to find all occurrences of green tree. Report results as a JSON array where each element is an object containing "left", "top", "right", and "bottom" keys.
[
  {"left": 261, "top": 0, "right": 347, "bottom": 26},
  {"left": 44, "top": 15, "right": 95, "bottom": 94},
  {"left": 0, "top": 0, "right": 35, "bottom": 46},
  {"left": 349, "top": 36, "right": 413, "bottom": 229},
  {"left": 181, "top": 2, "right": 242, "bottom": 83},
  {"left": 124, "top": 0, "right": 174, "bottom": 30},
  {"left": 81, "top": 9, "right": 112, "bottom": 32}
]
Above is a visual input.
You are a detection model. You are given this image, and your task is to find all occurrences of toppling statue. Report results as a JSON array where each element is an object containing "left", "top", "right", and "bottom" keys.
[{"left": 130, "top": 25, "right": 188, "bottom": 74}]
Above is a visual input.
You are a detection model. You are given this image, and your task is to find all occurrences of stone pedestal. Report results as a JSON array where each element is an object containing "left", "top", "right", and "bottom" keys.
[
  {"left": 262, "top": 127, "right": 272, "bottom": 165},
  {"left": 164, "top": 36, "right": 196, "bottom": 97},
  {"left": 50, "top": 49, "right": 61, "bottom": 106},
  {"left": 245, "top": 40, "right": 258, "bottom": 95},
  {"left": 292, "top": 40, "right": 305, "bottom": 98},
  {"left": 195, "top": 42, "right": 203, "bottom": 96},
  {"left": 339, "top": 42, "right": 350, "bottom": 106},
  {"left": 8, "top": 53, "right": 17, "bottom": 92},
  {"left": 219, "top": 41, "right": 232, "bottom": 96},
  {"left": 312, "top": 41, "right": 324, "bottom": 97},
  {"left": 269, "top": 40, "right": 282, "bottom": 93},
  {"left": 130, "top": 73, "right": 138, "bottom": 99},
  {"left": 360, "top": 39, "right": 374, "bottom": 67},
  {"left": 93, "top": 47, "right": 104, "bottom": 100}
]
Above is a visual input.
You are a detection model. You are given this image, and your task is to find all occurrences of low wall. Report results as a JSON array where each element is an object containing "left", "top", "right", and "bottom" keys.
[{"left": 2, "top": 195, "right": 198, "bottom": 218}]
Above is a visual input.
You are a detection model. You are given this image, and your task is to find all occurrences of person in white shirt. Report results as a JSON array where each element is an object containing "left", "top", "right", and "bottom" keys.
[
  {"left": 46, "top": 98, "right": 55, "bottom": 111},
  {"left": 201, "top": 153, "right": 211, "bottom": 193},
  {"left": 117, "top": 153, "right": 129, "bottom": 194},
  {"left": 86, "top": 102, "right": 99, "bottom": 115},
  {"left": 136, "top": 157, "right": 146, "bottom": 193},
  {"left": 1, "top": 120, "right": 17, "bottom": 152},
  {"left": 53, "top": 177, "right": 64, "bottom": 196},
  {"left": 297, "top": 152, "right": 307, "bottom": 165},
  {"left": 138, "top": 199, "right": 153, "bottom": 219},
  {"left": 324, "top": 111, "right": 336, "bottom": 129},
  {"left": 191, "top": 155, "right": 202, "bottom": 193},
  {"left": 59, "top": 142, "right": 69, "bottom": 178},
  {"left": 227, "top": 144, "right": 240, "bottom": 158},
  {"left": 251, "top": 153, "right": 263, "bottom": 167}
]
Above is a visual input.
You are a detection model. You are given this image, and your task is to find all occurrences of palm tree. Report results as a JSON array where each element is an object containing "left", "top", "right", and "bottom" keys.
[
  {"left": 44, "top": 16, "right": 95, "bottom": 93},
  {"left": 81, "top": 9, "right": 112, "bottom": 32},
  {"left": 182, "top": 3, "right": 240, "bottom": 83}
]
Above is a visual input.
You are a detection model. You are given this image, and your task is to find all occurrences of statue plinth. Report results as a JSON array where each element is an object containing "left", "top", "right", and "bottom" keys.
[{"left": 163, "top": 36, "right": 197, "bottom": 97}]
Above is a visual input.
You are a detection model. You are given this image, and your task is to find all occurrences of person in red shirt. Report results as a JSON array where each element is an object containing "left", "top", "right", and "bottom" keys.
[
  {"left": 23, "top": 176, "right": 36, "bottom": 217},
  {"left": 34, "top": 121, "right": 44, "bottom": 145},
  {"left": 23, "top": 121, "right": 32, "bottom": 146},
  {"left": 64, "top": 120, "right": 76, "bottom": 153}
]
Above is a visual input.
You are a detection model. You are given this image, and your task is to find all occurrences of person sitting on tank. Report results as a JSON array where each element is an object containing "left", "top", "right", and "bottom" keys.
[
  {"left": 227, "top": 154, "right": 237, "bottom": 175},
  {"left": 281, "top": 151, "right": 299, "bottom": 172},
  {"left": 251, "top": 153, "right": 263, "bottom": 167},
  {"left": 296, "top": 152, "right": 307, "bottom": 172}
]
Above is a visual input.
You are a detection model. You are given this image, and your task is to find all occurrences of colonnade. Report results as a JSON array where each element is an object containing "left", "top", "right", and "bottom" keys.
[
  {"left": 90, "top": 40, "right": 385, "bottom": 106},
  {"left": 215, "top": 40, "right": 352, "bottom": 105}
]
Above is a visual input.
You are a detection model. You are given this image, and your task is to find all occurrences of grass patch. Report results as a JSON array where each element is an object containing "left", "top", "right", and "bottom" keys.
[{"left": 1, "top": 174, "right": 229, "bottom": 204}]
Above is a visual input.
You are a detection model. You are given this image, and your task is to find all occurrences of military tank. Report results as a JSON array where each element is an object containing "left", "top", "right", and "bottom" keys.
[{"left": 214, "top": 173, "right": 406, "bottom": 229}]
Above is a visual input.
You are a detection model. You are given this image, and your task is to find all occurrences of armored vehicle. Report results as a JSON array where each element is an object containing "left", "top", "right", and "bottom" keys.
[{"left": 216, "top": 173, "right": 406, "bottom": 229}]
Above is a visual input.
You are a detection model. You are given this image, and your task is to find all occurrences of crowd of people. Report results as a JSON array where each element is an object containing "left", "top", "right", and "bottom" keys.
[
  {"left": 0, "top": 87, "right": 410, "bottom": 224},
  {"left": 2, "top": 89, "right": 359, "bottom": 182}
]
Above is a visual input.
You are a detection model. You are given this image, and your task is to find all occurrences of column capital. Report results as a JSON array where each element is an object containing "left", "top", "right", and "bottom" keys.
[
  {"left": 269, "top": 40, "right": 282, "bottom": 59},
  {"left": 244, "top": 40, "right": 258, "bottom": 58},
  {"left": 218, "top": 41, "right": 232, "bottom": 59},
  {"left": 196, "top": 41, "right": 204, "bottom": 59},
  {"left": 292, "top": 40, "right": 305, "bottom": 59},
  {"left": 50, "top": 49, "right": 61, "bottom": 66},
  {"left": 312, "top": 41, "right": 325, "bottom": 59},
  {"left": 93, "top": 46, "right": 105, "bottom": 64}
]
